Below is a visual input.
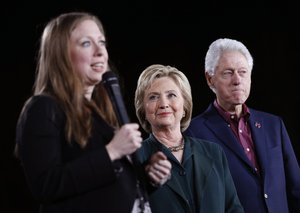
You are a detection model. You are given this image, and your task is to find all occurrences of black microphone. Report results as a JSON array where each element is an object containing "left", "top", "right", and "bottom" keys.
[
  {"left": 102, "top": 71, "right": 130, "bottom": 125},
  {"left": 102, "top": 71, "right": 138, "bottom": 163},
  {"left": 103, "top": 71, "right": 149, "bottom": 209}
]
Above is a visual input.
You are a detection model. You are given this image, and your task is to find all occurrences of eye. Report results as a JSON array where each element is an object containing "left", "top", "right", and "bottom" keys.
[
  {"left": 148, "top": 94, "right": 159, "bottom": 101},
  {"left": 98, "top": 40, "right": 107, "bottom": 47},
  {"left": 238, "top": 70, "right": 248, "bottom": 76},
  {"left": 81, "top": 40, "right": 91, "bottom": 47},
  {"left": 223, "top": 70, "right": 232, "bottom": 75},
  {"left": 167, "top": 93, "right": 177, "bottom": 99},
  {"left": 221, "top": 70, "right": 233, "bottom": 79}
]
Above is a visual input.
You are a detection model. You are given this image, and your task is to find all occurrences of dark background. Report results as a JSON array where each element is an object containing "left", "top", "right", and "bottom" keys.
[{"left": 2, "top": 1, "right": 299, "bottom": 212}]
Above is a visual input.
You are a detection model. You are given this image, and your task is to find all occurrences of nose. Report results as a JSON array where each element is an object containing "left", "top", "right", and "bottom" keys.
[
  {"left": 95, "top": 47, "right": 103, "bottom": 56},
  {"left": 158, "top": 96, "right": 169, "bottom": 109},
  {"left": 232, "top": 71, "right": 241, "bottom": 85},
  {"left": 159, "top": 105, "right": 169, "bottom": 109},
  {"left": 94, "top": 43, "right": 104, "bottom": 56}
]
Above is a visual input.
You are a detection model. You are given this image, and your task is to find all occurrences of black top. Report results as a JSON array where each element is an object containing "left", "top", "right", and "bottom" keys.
[{"left": 16, "top": 95, "right": 140, "bottom": 213}]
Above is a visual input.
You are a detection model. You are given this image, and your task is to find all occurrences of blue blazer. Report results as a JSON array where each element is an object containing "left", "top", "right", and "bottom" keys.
[{"left": 184, "top": 103, "right": 300, "bottom": 213}]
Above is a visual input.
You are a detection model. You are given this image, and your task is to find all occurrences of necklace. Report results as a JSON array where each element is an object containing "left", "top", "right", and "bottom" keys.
[
  {"left": 153, "top": 133, "right": 184, "bottom": 152},
  {"left": 168, "top": 143, "right": 184, "bottom": 152}
]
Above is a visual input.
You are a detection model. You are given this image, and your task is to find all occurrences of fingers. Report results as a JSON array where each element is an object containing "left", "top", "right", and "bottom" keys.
[
  {"left": 149, "top": 151, "right": 167, "bottom": 162},
  {"left": 122, "top": 124, "right": 143, "bottom": 147},
  {"left": 107, "top": 123, "right": 143, "bottom": 160},
  {"left": 147, "top": 152, "right": 172, "bottom": 186},
  {"left": 148, "top": 166, "right": 171, "bottom": 186},
  {"left": 151, "top": 161, "right": 171, "bottom": 176}
]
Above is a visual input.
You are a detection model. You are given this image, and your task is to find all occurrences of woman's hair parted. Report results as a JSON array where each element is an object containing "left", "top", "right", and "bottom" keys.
[
  {"left": 134, "top": 64, "right": 193, "bottom": 133},
  {"left": 31, "top": 12, "right": 117, "bottom": 148}
]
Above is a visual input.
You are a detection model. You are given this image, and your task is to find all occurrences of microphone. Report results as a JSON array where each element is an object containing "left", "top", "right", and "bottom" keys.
[
  {"left": 102, "top": 71, "right": 149, "bottom": 209},
  {"left": 102, "top": 71, "right": 130, "bottom": 125},
  {"left": 102, "top": 70, "right": 139, "bottom": 164}
]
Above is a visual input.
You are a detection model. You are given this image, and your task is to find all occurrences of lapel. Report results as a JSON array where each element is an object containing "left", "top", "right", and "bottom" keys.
[
  {"left": 204, "top": 105, "right": 252, "bottom": 167},
  {"left": 147, "top": 135, "right": 189, "bottom": 202},
  {"left": 248, "top": 111, "right": 268, "bottom": 178},
  {"left": 192, "top": 148, "right": 214, "bottom": 208},
  {"left": 163, "top": 140, "right": 215, "bottom": 210},
  {"left": 165, "top": 172, "right": 188, "bottom": 201}
]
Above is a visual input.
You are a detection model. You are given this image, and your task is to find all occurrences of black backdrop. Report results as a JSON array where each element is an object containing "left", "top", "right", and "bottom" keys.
[{"left": 2, "top": 1, "right": 299, "bottom": 212}]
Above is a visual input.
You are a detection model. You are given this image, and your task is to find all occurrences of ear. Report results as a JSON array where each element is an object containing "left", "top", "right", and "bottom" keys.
[{"left": 205, "top": 72, "right": 214, "bottom": 89}]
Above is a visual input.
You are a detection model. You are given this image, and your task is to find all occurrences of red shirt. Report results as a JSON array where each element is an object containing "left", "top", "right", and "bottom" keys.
[{"left": 214, "top": 100, "right": 260, "bottom": 174}]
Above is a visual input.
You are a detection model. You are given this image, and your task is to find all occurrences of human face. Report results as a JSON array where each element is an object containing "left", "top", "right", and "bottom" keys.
[
  {"left": 69, "top": 19, "right": 108, "bottom": 87},
  {"left": 144, "top": 77, "right": 185, "bottom": 132},
  {"left": 206, "top": 51, "right": 251, "bottom": 112}
]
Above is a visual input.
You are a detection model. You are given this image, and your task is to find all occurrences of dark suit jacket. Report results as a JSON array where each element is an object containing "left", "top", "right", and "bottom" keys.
[
  {"left": 15, "top": 95, "right": 140, "bottom": 213},
  {"left": 137, "top": 134, "right": 244, "bottom": 213},
  {"left": 184, "top": 103, "right": 300, "bottom": 213}
]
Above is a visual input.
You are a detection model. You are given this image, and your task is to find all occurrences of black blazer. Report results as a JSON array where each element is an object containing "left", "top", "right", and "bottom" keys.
[
  {"left": 16, "top": 95, "right": 139, "bottom": 213},
  {"left": 137, "top": 134, "right": 244, "bottom": 213}
]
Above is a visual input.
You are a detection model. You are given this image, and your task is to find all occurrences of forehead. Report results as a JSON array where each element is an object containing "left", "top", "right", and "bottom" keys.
[
  {"left": 218, "top": 51, "right": 248, "bottom": 66},
  {"left": 71, "top": 19, "right": 103, "bottom": 38},
  {"left": 147, "top": 76, "right": 180, "bottom": 92}
]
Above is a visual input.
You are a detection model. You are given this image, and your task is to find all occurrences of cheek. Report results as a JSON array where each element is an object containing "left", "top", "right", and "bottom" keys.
[
  {"left": 214, "top": 82, "right": 227, "bottom": 93},
  {"left": 144, "top": 103, "right": 156, "bottom": 117},
  {"left": 175, "top": 103, "right": 185, "bottom": 115},
  {"left": 243, "top": 79, "right": 251, "bottom": 91},
  {"left": 70, "top": 51, "right": 90, "bottom": 68},
  {"left": 245, "top": 83, "right": 251, "bottom": 96}
]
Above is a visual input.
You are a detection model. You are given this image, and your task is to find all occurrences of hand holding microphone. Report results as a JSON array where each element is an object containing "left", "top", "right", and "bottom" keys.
[
  {"left": 102, "top": 71, "right": 142, "bottom": 161},
  {"left": 106, "top": 123, "right": 142, "bottom": 161}
]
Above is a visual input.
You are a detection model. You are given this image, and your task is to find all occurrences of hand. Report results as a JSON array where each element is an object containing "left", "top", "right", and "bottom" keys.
[
  {"left": 146, "top": 151, "right": 172, "bottom": 186},
  {"left": 106, "top": 123, "right": 142, "bottom": 161}
]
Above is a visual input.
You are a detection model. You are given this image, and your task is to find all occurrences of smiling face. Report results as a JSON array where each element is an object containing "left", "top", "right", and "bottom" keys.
[
  {"left": 69, "top": 19, "right": 108, "bottom": 89},
  {"left": 206, "top": 50, "right": 251, "bottom": 112},
  {"left": 143, "top": 76, "right": 185, "bottom": 132}
]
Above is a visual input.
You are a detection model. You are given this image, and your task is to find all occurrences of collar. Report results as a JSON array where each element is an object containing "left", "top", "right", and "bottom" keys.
[{"left": 213, "top": 100, "right": 250, "bottom": 123}]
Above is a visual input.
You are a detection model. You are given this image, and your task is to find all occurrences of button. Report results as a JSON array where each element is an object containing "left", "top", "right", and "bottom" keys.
[
  {"left": 227, "top": 124, "right": 231, "bottom": 127},
  {"left": 254, "top": 168, "right": 258, "bottom": 172},
  {"left": 230, "top": 115, "right": 234, "bottom": 119},
  {"left": 179, "top": 170, "right": 186, "bottom": 176},
  {"left": 264, "top": 193, "right": 268, "bottom": 199},
  {"left": 246, "top": 148, "right": 250, "bottom": 152},
  {"left": 239, "top": 129, "right": 242, "bottom": 133}
]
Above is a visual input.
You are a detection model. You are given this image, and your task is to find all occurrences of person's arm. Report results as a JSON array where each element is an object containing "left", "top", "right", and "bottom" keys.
[
  {"left": 16, "top": 96, "right": 117, "bottom": 202},
  {"left": 280, "top": 119, "right": 300, "bottom": 212}
]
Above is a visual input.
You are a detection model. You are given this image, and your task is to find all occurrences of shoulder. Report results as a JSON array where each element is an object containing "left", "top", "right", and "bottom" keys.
[
  {"left": 25, "top": 94, "right": 58, "bottom": 108},
  {"left": 18, "top": 95, "right": 65, "bottom": 125},
  {"left": 136, "top": 136, "right": 154, "bottom": 160},
  {"left": 23, "top": 95, "right": 61, "bottom": 113},
  {"left": 185, "top": 136, "right": 223, "bottom": 155},
  {"left": 189, "top": 103, "right": 216, "bottom": 124},
  {"left": 249, "top": 107, "right": 283, "bottom": 122},
  {"left": 139, "top": 137, "right": 157, "bottom": 153}
]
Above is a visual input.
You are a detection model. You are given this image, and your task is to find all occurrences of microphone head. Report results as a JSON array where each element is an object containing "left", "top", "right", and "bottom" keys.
[
  {"left": 102, "top": 70, "right": 118, "bottom": 85},
  {"left": 101, "top": 70, "right": 130, "bottom": 125}
]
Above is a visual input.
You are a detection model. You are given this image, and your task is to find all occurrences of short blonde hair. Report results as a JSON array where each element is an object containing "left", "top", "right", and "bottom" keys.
[{"left": 134, "top": 64, "right": 193, "bottom": 133}]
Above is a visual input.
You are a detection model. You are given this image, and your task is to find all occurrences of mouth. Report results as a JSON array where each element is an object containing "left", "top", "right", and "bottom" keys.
[
  {"left": 91, "top": 62, "right": 104, "bottom": 68},
  {"left": 157, "top": 112, "right": 172, "bottom": 116},
  {"left": 91, "top": 62, "right": 105, "bottom": 72}
]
